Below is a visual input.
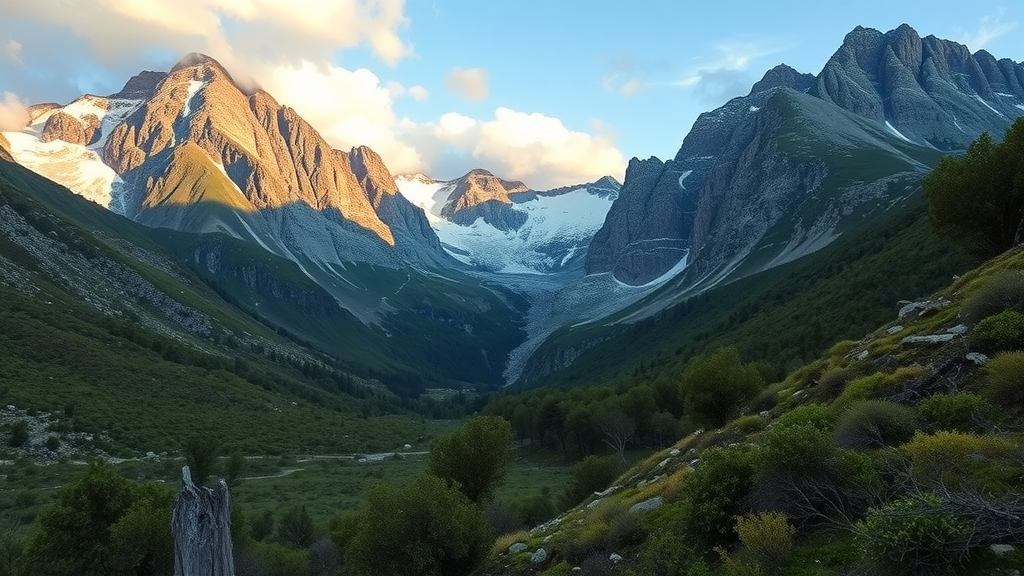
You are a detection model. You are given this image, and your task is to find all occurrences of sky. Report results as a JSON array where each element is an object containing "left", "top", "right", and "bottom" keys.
[{"left": 0, "top": 0, "right": 1021, "bottom": 189}]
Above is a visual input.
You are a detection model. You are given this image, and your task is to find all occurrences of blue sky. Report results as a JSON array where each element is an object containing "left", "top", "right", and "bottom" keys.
[{"left": 0, "top": 0, "right": 1021, "bottom": 188}]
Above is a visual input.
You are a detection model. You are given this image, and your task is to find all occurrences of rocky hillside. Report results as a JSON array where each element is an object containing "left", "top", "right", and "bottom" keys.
[
  {"left": 488, "top": 245, "right": 1024, "bottom": 575},
  {"left": 588, "top": 24, "right": 1024, "bottom": 287}
]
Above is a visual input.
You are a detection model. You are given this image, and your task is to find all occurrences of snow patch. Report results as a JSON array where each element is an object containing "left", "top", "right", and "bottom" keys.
[
  {"left": 182, "top": 80, "right": 207, "bottom": 117},
  {"left": 395, "top": 175, "right": 447, "bottom": 221},
  {"left": 1016, "top": 104, "right": 1024, "bottom": 112},
  {"left": 973, "top": 95, "right": 1005, "bottom": 118},
  {"left": 749, "top": 105, "right": 760, "bottom": 112},
  {"left": 678, "top": 170, "right": 693, "bottom": 189},
  {"left": 951, "top": 114, "right": 965, "bottom": 133},
  {"left": 3, "top": 131, "right": 123, "bottom": 212},
  {"left": 885, "top": 121, "right": 913, "bottom": 143}
]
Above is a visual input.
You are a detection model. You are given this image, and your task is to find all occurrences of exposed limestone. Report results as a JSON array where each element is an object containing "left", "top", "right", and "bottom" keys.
[
  {"left": 41, "top": 110, "right": 89, "bottom": 145},
  {"left": 901, "top": 333, "right": 956, "bottom": 346},
  {"left": 439, "top": 169, "right": 529, "bottom": 218}
]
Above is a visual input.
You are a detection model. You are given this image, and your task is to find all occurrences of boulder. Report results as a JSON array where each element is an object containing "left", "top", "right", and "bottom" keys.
[
  {"left": 508, "top": 543, "right": 528, "bottom": 554},
  {"left": 610, "top": 553, "right": 624, "bottom": 564},
  {"left": 966, "top": 352, "right": 990, "bottom": 366},
  {"left": 901, "top": 334, "right": 956, "bottom": 346},
  {"left": 629, "top": 496, "right": 664, "bottom": 513},
  {"left": 530, "top": 548, "right": 548, "bottom": 564}
]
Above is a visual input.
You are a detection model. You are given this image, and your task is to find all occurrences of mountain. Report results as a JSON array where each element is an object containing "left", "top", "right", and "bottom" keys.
[
  {"left": 587, "top": 24, "right": 1024, "bottom": 288},
  {"left": 396, "top": 171, "right": 620, "bottom": 273},
  {"left": 0, "top": 132, "right": 11, "bottom": 161},
  {"left": 2, "top": 54, "right": 527, "bottom": 387}
]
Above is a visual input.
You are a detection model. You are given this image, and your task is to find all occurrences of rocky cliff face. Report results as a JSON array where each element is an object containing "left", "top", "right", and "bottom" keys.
[
  {"left": 814, "top": 24, "right": 1024, "bottom": 150},
  {"left": 588, "top": 24, "right": 1024, "bottom": 287},
  {"left": 439, "top": 169, "right": 530, "bottom": 218}
]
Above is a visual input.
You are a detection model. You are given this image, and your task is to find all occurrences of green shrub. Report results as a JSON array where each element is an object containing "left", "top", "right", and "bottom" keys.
[
  {"left": 919, "top": 393, "right": 995, "bottom": 433},
  {"left": 45, "top": 435, "right": 60, "bottom": 451},
  {"left": 900, "top": 431, "right": 1020, "bottom": 492},
  {"left": 970, "top": 310, "right": 1024, "bottom": 353},
  {"left": 680, "top": 347, "right": 764, "bottom": 428},
  {"left": 607, "top": 509, "right": 647, "bottom": 548},
  {"left": 856, "top": 494, "right": 971, "bottom": 576},
  {"left": 735, "top": 512, "right": 795, "bottom": 570},
  {"left": 772, "top": 403, "right": 835, "bottom": 431},
  {"left": 763, "top": 422, "right": 835, "bottom": 473},
  {"left": 834, "top": 401, "right": 919, "bottom": 449},
  {"left": 961, "top": 271, "right": 1024, "bottom": 323},
  {"left": 982, "top": 351, "right": 1024, "bottom": 408},
  {"left": 635, "top": 531, "right": 713, "bottom": 576},
  {"left": 560, "top": 455, "right": 620, "bottom": 509},
  {"left": 679, "top": 445, "right": 759, "bottom": 548},
  {"left": 7, "top": 421, "right": 28, "bottom": 448}
]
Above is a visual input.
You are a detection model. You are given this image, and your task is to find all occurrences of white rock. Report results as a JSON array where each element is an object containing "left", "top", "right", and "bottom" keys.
[
  {"left": 669, "top": 448, "right": 680, "bottom": 456},
  {"left": 854, "top": 350, "right": 869, "bottom": 361},
  {"left": 989, "top": 543, "right": 1015, "bottom": 557},
  {"left": 629, "top": 496, "right": 664, "bottom": 513},
  {"left": 508, "top": 543, "right": 528, "bottom": 554},
  {"left": 610, "top": 553, "right": 623, "bottom": 563},
  {"left": 946, "top": 324, "right": 968, "bottom": 335},
  {"left": 530, "top": 548, "right": 548, "bottom": 564},
  {"left": 886, "top": 325, "right": 904, "bottom": 335},
  {"left": 586, "top": 498, "right": 604, "bottom": 509},
  {"left": 901, "top": 334, "right": 956, "bottom": 346},
  {"left": 593, "top": 485, "right": 621, "bottom": 497},
  {"left": 657, "top": 457, "right": 670, "bottom": 468},
  {"left": 966, "top": 352, "right": 990, "bottom": 366}
]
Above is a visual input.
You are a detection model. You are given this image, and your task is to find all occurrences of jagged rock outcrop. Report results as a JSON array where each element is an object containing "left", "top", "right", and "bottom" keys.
[
  {"left": 585, "top": 156, "right": 693, "bottom": 284},
  {"left": 440, "top": 169, "right": 529, "bottom": 218},
  {"left": 109, "top": 70, "right": 168, "bottom": 100},
  {"left": 40, "top": 109, "right": 101, "bottom": 146}
]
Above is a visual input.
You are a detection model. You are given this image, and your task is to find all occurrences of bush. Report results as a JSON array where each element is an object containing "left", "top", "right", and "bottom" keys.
[
  {"left": 772, "top": 404, "right": 835, "bottom": 431},
  {"left": 539, "top": 561, "right": 573, "bottom": 576},
  {"left": 679, "top": 445, "right": 759, "bottom": 548},
  {"left": 45, "top": 435, "right": 60, "bottom": 451},
  {"left": 918, "top": 393, "right": 995, "bottom": 433},
  {"left": 579, "top": 553, "right": 615, "bottom": 576},
  {"left": 608, "top": 510, "right": 646, "bottom": 548},
  {"left": 982, "top": 351, "right": 1024, "bottom": 408},
  {"left": 856, "top": 494, "right": 971, "bottom": 576},
  {"left": 961, "top": 271, "right": 1024, "bottom": 323},
  {"left": 680, "top": 347, "right": 764, "bottom": 428},
  {"left": 735, "top": 512, "right": 794, "bottom": 570},
  {"left": 899, "top": 431, "right": 1020, "bottom": 492},
  {"left": 429, "top": 415, "right": 513, "bottom": 503},
  {"left": 560, "top": 455, "right": 620, "bottom": 509},
  {"left": 970, "top": 311, "right": 1024, "bottom": 354},
  {"left": 7, "top": 421, "right": 28, "bottom": 448},
  {"left": 635, "top": 531, "right": 713, "bottom": 576},
  {"left": 764, "top": 421, "right": 835, "bottom": 473},
  {"left": 834, "top": 401, "right": 919, "bottom": 449}
]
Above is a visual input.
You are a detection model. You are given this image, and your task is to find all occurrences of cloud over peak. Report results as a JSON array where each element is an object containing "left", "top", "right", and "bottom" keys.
[{"left": 444, "top": 67, "right": 488, "bottom": 102}]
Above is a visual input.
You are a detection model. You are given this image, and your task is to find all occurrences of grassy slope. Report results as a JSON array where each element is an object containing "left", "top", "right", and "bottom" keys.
[{"left": 486, "top": 244, "right": 1024, "bottom": 576}]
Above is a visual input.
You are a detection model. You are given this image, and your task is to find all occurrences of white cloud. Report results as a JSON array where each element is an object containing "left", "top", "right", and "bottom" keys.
[
  {"left": 0, "top": 92, "right": 29, "bottom": 130},
  {"left": 957, "top": 10, "right": 1018, "bottom": 51},
  {"left": 444, "top": 67, "right": 488, "bottom": 102},
  {"left": 0, "top": 0, "right": 412, "bottom": 67},
  {"left": 408, "top": 85, "right": 429, "bottom": 101},
  {"left": 671, "top": 41, "right": 784, "bottom": 104},
  {"left": 408, "top": 107, "right": 626, "bottom": 188},
  {"left": 3, "top": 39, "right": 22, "bottom": 64}
]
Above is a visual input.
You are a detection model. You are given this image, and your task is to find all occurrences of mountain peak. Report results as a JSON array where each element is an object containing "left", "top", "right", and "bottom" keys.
[
  {"left": 465, "top": 168, "right": 496, "bottom": 178},
  {"left": 440, "top": 169, "right": 530, "bottom": 218},
  {"left": 749, "top": 64, "right": 815, "bottom": 95},
  {"left": 171, "top": 52, "right": 221, "bottom": 71}
]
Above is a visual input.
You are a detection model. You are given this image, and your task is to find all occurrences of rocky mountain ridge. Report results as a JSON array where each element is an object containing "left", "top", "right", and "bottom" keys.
[{"left": 587, "top": 23, "right": 1024, "bottom": 288}]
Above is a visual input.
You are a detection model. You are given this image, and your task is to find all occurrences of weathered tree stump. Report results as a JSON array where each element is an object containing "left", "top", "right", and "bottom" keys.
[{"left": 172, "top": 465, "right": 235, "bottom": 576}]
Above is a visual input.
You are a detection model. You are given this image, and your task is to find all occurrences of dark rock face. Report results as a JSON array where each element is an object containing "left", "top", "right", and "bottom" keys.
[
  {"left": 585, "top": 156, "right": 693, "bottom": 284},
  {"left": 450, "top": 199, "right": 528, "bottom": 231},
  {"left": 109, "top": 71, "right": 167, "bottom": 100}
]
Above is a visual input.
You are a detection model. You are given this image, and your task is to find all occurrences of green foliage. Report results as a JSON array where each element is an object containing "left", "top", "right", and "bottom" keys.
[
  {"left": 982, "top": 351, "right": 1024, "bottom": 408},
  {"left": 856, "top": 494, "right": 971, "bottom": 576},
  {"left": 763, "top": 422, "right": 835, "bottom": 473},
  {"left": 678, "top": 444, "right": 759, "bottom": 548},
  {"left": 918, "top": 393, "right": 994, "bottom": 433},
  {"left": 429, "top": 415, "right": 513, "bottom": 503},
  {"left": 735, "top": 512, "right": 795, "bottom": 571},
  {"left": 772, "top": 404, "right": 835, "bottom": 431},
  {"left": 970, "top": 310, "right": 1024, "bottom": 354},
  {"left": 44, "top": 435, "right": 60, "bottom": 451},
  {"left": 560, "top": 455, "right": 620, "bottom": 509},
  {"left": 899, "top": 431, "right": 1021, "bottom": 492},
  {"left": 21, "top": 463, "right": 173, "bottom": 576},
  {"left": 961, "top": 270, "right": 1024, "bottom": 322},
  {"left": 183, "top": 435, "right": 221, "bottom": 487},
  {"left": 680, "top": 347, "right": 764, "bottom": 428},
  {"left": 346, "top": 474, "right": 491, "bottom": 576},
  {"left": 7, "top": 421, "right": 27, "bottom": 448},
  {"left": 833, "top": 400, "right": 919, "bottom": 449},
  {"left": 635, "top": 531, "right": 713, "bottom": 576},
  {"left": 923, "top": 118, "right": 1024, "bottom": 259},
  {"left": 276, "top": 505, "right": 317, "bottom": 549}
]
